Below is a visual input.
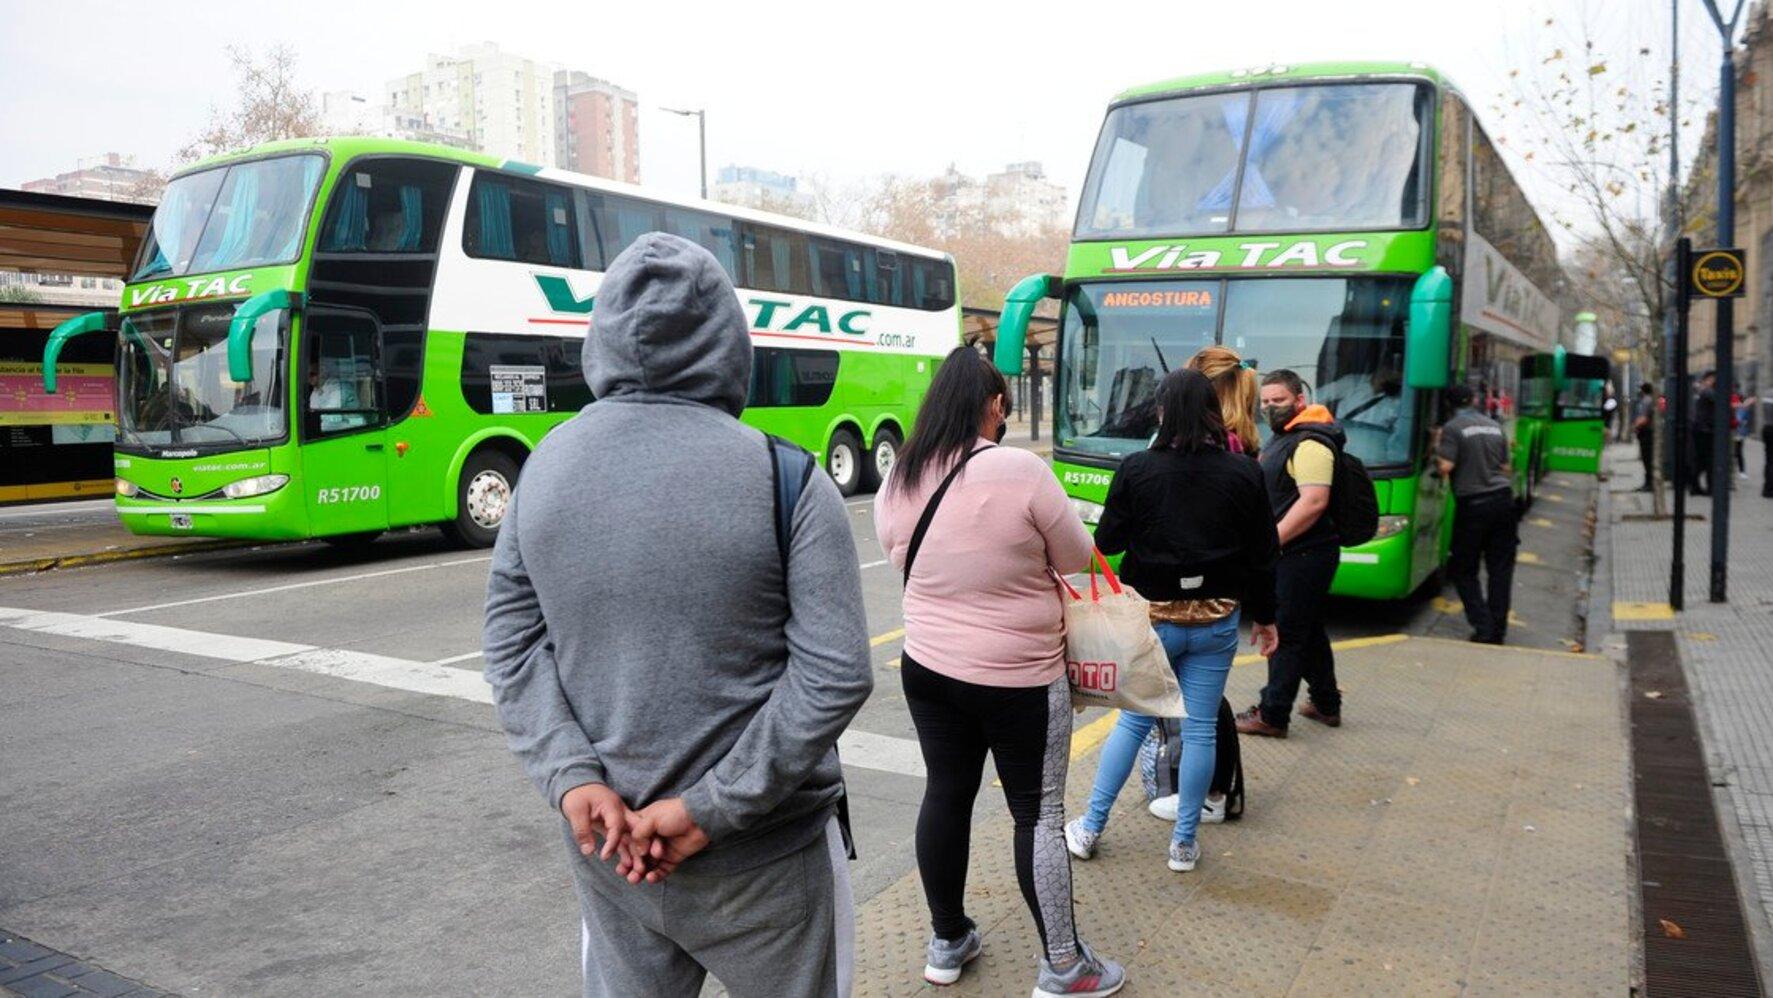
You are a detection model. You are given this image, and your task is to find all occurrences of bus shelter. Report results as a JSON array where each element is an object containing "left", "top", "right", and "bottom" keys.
[{"left": 0, "top": 189, "right": 152, "bottom": 503}]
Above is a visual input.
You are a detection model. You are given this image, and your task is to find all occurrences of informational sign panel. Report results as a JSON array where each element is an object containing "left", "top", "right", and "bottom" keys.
[
  {"left": 489, "top": 365, "right": 548, "bottom": 414},
  {"left": 0, "top": 361, "right": 115, "bottom": 426}
]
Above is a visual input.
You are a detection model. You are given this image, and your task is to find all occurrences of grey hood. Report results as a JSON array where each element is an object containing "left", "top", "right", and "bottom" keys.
[{"left": 585, "top": 232, "right": 752, "bottom": 416}]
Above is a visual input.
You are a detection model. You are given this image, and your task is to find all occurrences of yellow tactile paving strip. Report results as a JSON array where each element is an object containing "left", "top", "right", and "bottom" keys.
[{"left": 852, "top": 636, "right": 1631, "bottom": 996}]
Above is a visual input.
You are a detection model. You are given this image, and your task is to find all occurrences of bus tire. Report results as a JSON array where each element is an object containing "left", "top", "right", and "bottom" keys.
[
  {"left": 863, "top": 427, "right": 901, "bottom": 493},
  {"left": 826, "top": 428, "right": 864, "bottom": 497},
  {"left": 442, "top": 449, "right": 519, "bottom": 548}
]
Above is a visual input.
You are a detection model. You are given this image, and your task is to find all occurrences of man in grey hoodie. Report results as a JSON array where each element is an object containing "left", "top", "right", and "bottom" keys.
[{"left": 483, "top": 233, "right": 873, "bottom": 997}]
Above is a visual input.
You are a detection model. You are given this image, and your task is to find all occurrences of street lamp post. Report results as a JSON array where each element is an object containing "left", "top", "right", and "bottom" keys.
[
  {"left": 1700, "top": 0, "right": 1746, "bottom": 603},
  {"left": 661, "top": 107, "right": 707, "bottom": 200}
]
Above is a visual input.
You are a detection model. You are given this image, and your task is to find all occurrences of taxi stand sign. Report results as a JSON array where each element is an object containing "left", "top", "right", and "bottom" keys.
[{"left": 1686, "top": 246, "right": 1747, "bottom": 299}]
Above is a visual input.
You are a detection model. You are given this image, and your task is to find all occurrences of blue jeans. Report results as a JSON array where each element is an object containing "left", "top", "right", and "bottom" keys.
[{"left": 1080, "top": 611, "right": 1241, "bottom": 846}]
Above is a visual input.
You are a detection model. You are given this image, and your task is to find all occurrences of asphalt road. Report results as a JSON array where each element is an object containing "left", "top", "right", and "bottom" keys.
[{"left": 0, "top": 473, "right": 1597, "bottom": 995}]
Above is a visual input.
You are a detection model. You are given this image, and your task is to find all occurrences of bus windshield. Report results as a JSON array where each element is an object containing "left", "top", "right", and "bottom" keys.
[
  {"left": 1058, "top": 276, "right": 1415, "bottom": 467},
  {"left": 117, "top": 303, "right": 288, "bottom": 452},
  {"left": 1076, "top": 82, "right": 1430, "bottom": 239},
  {"left": 134, "top": 154, "right": 326, "bottom": 280}
]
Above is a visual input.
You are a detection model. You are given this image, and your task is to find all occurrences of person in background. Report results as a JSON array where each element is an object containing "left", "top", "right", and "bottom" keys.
[
  {"left": 1733, "top": 392, "right": 1752, "bottom": 480},
  {"left": 875, "top": 347, "right": 1123, "bottom": 997},
  {"left": 1064, "top": 368, "right": 1279, "bottom": 875},
  {"left": 1632, "top": 382, "right": 1657, "bottom": 493},
  {"left": 1436, "top": 383, "right": 1519, "bottom": 645},
  {"left": 1692, "top": 370, "right": 1717, "bottom": 496},
  {"left": 1237, "top": 369, "right": 1343, "bottom": 738},
  {"left": 482, "top": 234, "right": 873, "bottom": 997},
  {"left": 1188, "top": 345, "right": 1260, "bottom": 455}
]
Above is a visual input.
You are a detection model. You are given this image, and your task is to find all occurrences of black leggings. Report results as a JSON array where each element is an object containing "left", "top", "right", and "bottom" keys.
[{"left": 901, "top": 653, "right": 1078, "bottom": 964}]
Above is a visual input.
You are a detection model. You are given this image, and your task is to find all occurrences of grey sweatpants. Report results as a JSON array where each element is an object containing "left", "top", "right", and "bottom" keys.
[{"left": 567, "top": 816, "right": 854, "bottom": 997}]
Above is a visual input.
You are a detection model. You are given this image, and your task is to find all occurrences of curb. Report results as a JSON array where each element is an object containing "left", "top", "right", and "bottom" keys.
[{"left": 0, "top": 539, "right": 257, "bottom": 578}]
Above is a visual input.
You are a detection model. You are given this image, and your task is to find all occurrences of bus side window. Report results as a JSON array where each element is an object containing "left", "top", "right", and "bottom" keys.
[
  {"left": 463, "top": 172, "right": 583, "bottom": 269},
  {"left": 739, "top": 223, "right": 811, "bottom": 296},
  {"left": 319, "top": 159, "right": 454, "bottom": 255},
  {"left": 662, "top": 207, "right": 739, "bottom": 282},
  {"left": 588, "top": 193, "right": 663, "bottom": 264}
]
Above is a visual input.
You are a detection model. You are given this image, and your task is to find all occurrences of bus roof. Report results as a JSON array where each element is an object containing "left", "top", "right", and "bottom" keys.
[
  {"left": 176, "top": 136, "right": 955, "bottom": 265},
  {"left": 1114, "top": 60, "right": 1454, "bottom": 103}
]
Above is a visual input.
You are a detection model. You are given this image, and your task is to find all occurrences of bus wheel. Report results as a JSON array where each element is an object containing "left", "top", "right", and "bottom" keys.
[
  {"left": 826, "top": 428, "right": 863, "bottom": 497},
  {"left": 863, "top": 427, "right": 901, "bottom": 493},
  {"left": 443, "top": 450, "right": 519, "bottom": 548}
]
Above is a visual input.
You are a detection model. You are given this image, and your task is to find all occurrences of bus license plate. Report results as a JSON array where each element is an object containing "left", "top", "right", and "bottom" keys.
[{"left": 169, "top": 513, "right": 193, "bottom": 530}]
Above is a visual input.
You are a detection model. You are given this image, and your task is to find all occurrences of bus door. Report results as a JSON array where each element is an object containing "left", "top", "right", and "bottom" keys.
[{"left": 300, "top": 306, "right": 390, "bottom": 536}]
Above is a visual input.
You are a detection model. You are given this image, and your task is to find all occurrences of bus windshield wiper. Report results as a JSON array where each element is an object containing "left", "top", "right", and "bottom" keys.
[{"left": 1151, "top": 337, "right": 1171, "bottom": 374}]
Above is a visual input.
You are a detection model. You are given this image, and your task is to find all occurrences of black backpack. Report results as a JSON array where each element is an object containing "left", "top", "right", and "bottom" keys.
[
  {"left": 1138, "top": 699, "right": 1244, "bottom": 820},
  {"left": 764, "top": 433, "right": 857, "bottom": 860},
  {"left": 1294, "top": 426, "right": 1379, "bottom": 547}
]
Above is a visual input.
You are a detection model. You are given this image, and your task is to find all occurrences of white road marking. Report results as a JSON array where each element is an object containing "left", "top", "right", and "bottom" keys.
[
  {"left": 430, "top": 650, "right": 485, "bottom": 666},
  {"left": 96, "top": 556, "right": 494, "bottom": 618},
  {"left": 0, "top": 605, "right": 927, "bottom": 779},
  {"left": 858, "top": 559, "right": 888, "bottom": 570}
]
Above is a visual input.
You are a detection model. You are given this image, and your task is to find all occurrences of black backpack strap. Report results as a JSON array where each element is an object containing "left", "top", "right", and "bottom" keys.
[
  {"left": 903, "top": 445, "right": 993, "bottom": 587},
  {"left": 765, "top": 432, "right": 856, "bottom": 860}
]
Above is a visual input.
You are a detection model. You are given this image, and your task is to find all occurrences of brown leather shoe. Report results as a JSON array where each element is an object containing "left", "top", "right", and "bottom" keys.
[
  {"left": 1299, "top": 703, "right": 1342, "bottom": 728},
  {"left": 1234, "top": 706, "right": 1287, "bottom": 738}
]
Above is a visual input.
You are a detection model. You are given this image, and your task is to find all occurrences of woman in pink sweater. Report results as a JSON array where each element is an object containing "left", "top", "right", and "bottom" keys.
[{"left": 876, "top": 348, "right": 1121, "bottom": 997}]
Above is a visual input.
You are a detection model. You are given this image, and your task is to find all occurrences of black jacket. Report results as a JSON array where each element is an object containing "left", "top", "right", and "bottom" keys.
[{"left": 1094, "top": 446, "right": 1280, "bottom": 625}]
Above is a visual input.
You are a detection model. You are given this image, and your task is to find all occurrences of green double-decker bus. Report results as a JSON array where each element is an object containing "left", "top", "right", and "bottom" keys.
[
  {"left": 1515, "top": 342, "right": 1610, "bottom": 483},
  {"left": 993, "top": 62, "right": 1564, "bottom": 600},
  {"left": 42, "top": 138, "right": 959, "bottom": 547}
]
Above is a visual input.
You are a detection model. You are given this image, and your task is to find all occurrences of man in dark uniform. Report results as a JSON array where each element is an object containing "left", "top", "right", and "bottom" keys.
[
  {"left": 1691, "top": 370, "right": 1717, "bottom": 496},
  {"left": 1437, "top": 384, "right": 1518, "bottom": 645},
  {"left": 1632, "top": 382, "right": 1656, "bottom": 492}
]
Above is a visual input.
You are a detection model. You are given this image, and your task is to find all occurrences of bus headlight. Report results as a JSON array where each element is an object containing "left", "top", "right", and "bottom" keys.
[
  {"left": 1071, "top": 498, "right": 1104, "bottom": 525},
  {"left": 1373, "top": 515, "right": 1410, "bottom": 539},
  {"left": 222, "top": 474, "right": 289, "bottom": 499},
  {"left": 115, "top": 478, "right": 140, "bottom": 497}
]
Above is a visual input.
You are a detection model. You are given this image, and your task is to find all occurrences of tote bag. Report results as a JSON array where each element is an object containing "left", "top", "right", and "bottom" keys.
[{"left": 1057, "top": 550, "right": 1182, "bottom": 717}]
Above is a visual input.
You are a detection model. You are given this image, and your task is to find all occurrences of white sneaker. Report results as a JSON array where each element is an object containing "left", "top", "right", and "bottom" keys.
[
  {"left": 1064, "top": 817, "right": 1099, "bottom": 860},
  {"left": 1167, "top": 839, "right": 1201, "bottom": 872},
  {"left": 1146, "top": 794, "right": 1224, "bottom": 824}
]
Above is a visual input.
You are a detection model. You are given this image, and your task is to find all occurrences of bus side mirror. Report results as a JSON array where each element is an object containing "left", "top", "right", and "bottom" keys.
[
  {"left": 42, "top": 311, "right": 111, "bottom": 393},
  {"left": 228, "top": 290, "right": 304, "bottom": 383},
  {"left": 995, "top": 273, "right": 1060, "bottom": 376},
  {"left": 1405, "top": 266, "right": 1453, "bottom": 390}
]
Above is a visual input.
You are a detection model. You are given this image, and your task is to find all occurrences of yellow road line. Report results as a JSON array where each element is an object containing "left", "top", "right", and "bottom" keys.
[
  {"left": 1233, "top": 632, "right": 1408, "bottom": 665},
  {"left": 1518, "top": 551, "right": 1542, "bottom": 565},
  {"left": 1069, "top": 710, "right": 1121, "bottom": 760},
  {"left": 870, "top": 628, "right": 905, "bottom": 647},
  {"left": 1529, "top": 517, "right": 1555, "bottom": 528},
  {"left": 1614, "top": 601, "right": 1675, "bottom": 621}
]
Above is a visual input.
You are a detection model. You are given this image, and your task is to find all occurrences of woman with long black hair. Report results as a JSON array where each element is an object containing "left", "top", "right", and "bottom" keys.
[
  {"left": 1064, "top": 368, "right": 1280, "bottom": 874},
  {"left": 876, "top": 347, "right": 1123, "bottom": 997}
]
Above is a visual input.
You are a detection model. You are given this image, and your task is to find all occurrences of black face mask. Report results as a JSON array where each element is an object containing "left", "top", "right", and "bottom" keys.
[
  {"left": 993, "top": 421, "right": 1008, "bottom": 444},
  {"left": 1261, "top": 403, "right": 1295, "bottom": 433}
]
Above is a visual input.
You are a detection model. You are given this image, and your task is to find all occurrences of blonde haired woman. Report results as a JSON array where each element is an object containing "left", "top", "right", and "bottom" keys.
[{"left": 1188, "top": 346, "right": 1260, "bottom": 455}]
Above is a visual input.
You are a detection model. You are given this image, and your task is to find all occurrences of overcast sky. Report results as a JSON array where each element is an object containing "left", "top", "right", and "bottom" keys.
[{"left": 0, "top": 0, "right": 1722, "bottom": 242}]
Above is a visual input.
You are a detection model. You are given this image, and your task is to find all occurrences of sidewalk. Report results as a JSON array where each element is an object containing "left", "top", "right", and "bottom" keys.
[
  {"left": 1604, "top": 438, "right": 1773, "bottom": 985},
  {"left": 852, "top": 635, "right": 1634, "bottom": 995},
  {"left": 0, "top": 500, "right": 245, "bottom": 576}
]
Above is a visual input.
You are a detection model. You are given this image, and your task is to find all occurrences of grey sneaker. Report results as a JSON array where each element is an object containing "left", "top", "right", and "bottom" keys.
[
  {"left": 924, "top": 927, "right": 982, "bottom": 986},
  {"left": 1033, "top": 942, "right": 1126, "bottom": 997},
  {"left": 1167, "top": 839, "right": 1201, "bottom": 872},
  {"left": 1063, "top": 817, "right": 1099, "bottom": 860}
]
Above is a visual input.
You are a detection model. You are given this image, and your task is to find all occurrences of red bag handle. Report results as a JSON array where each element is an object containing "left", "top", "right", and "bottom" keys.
[
  {"left": 1052, "top": 568, "right": 1083, "bottom": 601},
  {"left": 1087, "top": 548, "right": 1123, "bottom": 602}
]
